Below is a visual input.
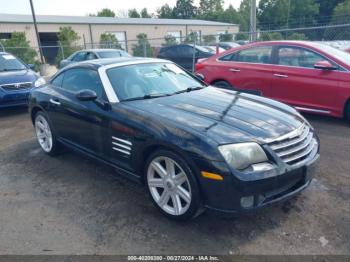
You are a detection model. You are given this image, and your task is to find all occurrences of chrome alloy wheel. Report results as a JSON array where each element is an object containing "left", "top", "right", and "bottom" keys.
[
  {"left": 147, "top": 156, "right": 192, "bottom": 216},
  {"left": 35, "top": 115, "right": 53, "bottom": 152}
]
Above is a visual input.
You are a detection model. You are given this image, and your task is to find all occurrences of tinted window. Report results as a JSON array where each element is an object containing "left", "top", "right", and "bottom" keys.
[
  {"left": 51, "top": 73, "right": 64, "bottom": 86},
  {"left": 177, "top": 46, "right": 193, "bottom": 56},
  {"left": 61, "top": 68, "right": 104, "bottom": 97},
  {"left": 161, "top": 47, "right": 177, "bottom": 57},
  {"left": 72, "top": 52, "right": 87, "bottom": 62},
  {"left": 277, "top": 46, "right": 328, "bottom": 68},
  {"left": 86, "top": 52, "right": 98, "bottom": 60},
  {"left": 235, "top": 46, "right": 272, "bottom": 64}
]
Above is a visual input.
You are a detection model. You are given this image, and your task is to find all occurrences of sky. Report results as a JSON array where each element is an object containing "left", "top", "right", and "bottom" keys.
[{"left": 0, "top": 0, "right": 244, "bottom": 16}]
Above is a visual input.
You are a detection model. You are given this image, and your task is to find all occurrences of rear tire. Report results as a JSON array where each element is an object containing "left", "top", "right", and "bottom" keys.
[
  {"left": 34, "top": 111, "right": 61, "bottom": 156},
  {"left": 345, "top": 102, "right": 350, "bottom": 123},
  {"left": 145, "top": 149, "right": 203, "bottom": 221},
  {"left": 213, "top": 80, "right": 232, "bottom": 90}
]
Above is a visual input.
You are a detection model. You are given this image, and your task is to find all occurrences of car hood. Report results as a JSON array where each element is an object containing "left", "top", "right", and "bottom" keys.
[
  {"left": 0, "top": 69, "right": 37, "bottom": 85},
  {"left": 128, "top": 87, "right": 304, "bottom": 145}
]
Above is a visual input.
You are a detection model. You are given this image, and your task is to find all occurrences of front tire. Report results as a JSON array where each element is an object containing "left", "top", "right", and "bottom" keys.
[
  {"left": 145, "top": 150, "right": 203, "bottom": 221},
  {"left": 213, "top": 80, "right": 232, "bottom": 90},
  {"left": 34, "top": 111, "right": 60, "bottom": 156}
]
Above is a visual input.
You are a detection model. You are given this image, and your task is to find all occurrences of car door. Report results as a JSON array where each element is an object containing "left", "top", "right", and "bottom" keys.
[
  {"left": 47, "top": 67, "right": 109, "bottom": 156},
  {"left": 175, "top": 45, "right": 195, "bottom": 71},
  {"left": 216, "top": 45, "right": 274, "bottom": 95},
  {"left": 269, "top": 45, "right": 339, "bottom": 113}
]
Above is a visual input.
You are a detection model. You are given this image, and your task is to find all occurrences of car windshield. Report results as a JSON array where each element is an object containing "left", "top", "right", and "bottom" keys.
[
  {"left": 0, "top": 54, "right": 27, "bottom": 71},
  {"left": 313, "top": 43, "right": 350, "bottom": 65},
  {"left": 107, "top": 62, "right": 205, "bottom": 101},
  {"left": 97, "top": 50, "right": 130, "bottom": 58}
]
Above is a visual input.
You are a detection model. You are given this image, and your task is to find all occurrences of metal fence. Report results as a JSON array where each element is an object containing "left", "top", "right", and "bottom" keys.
[{"left": 1, "top": 23, "right": 350, "bottom": 73}]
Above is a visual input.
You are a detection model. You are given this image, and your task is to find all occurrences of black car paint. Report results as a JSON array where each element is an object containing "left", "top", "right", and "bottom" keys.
[
  {"left": 157, "top": 44, "right": 213, "bottom": 71},
  {"left": 29, "top": 60, "right": 319, "bottom": 214}
]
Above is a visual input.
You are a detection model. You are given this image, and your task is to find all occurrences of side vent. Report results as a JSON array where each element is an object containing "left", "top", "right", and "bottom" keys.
[{"left": 112, "top": 136, "right": 132, "bottom": 155}]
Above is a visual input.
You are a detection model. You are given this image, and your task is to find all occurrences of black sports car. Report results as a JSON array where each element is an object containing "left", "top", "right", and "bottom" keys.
[{"left": 29, "top": 57, "right": 320, "bottom": 220}]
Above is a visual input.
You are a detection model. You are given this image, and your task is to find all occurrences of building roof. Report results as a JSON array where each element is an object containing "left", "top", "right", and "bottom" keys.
[{"left": 0, "top": 13, "right": 236, "bottom": 26}]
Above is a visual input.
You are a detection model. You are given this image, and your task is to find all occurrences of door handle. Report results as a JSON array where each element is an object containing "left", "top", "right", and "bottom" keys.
[
  {"left": 49, "top": 98, "right": 61, "bottom": 105},
  {"left": 274, "top": 73, "right": 288, "bottom": 78},
  {"left": 229, "top": 68, "right": 240, "bottom": 72}
]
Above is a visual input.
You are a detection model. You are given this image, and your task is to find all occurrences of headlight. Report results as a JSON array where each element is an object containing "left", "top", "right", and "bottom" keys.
[
  {"left": 218, "top": 142, "right": 268, "bottom": 170},
  {"left": 34, "top": 77, "right": 46, "bottom": 87}
]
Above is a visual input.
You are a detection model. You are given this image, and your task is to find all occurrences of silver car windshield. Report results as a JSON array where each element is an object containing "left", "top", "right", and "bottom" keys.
[{"left": 106, "top": 63, "right": 204, "bottom": 101}]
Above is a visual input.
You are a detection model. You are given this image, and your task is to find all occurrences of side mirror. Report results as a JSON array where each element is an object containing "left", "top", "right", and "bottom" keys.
[
  {"left": 195, "top": 73, "right": 205, "bottom": 81},
  {"left": 76, "top": 89, "right": 97, "bottom": 101},
  {"left": 27, "top": 64, "right": 35, "bottom": 69},
  {"left": 314, "top": 60, "right": 337, "bottom": 70}
]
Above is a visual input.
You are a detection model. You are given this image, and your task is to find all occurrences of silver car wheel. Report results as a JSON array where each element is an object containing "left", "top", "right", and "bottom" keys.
[
  {"left": 147, "top": 156, "right": 192, "bottom": 216},
  {"left": 35, "top": 115, "right": 53, "bottom": 153}
]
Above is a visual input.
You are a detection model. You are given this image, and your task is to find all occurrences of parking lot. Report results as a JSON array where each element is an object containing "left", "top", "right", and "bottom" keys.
[{"left": 0, "top": 107, "right": 349, "bottom": 255}]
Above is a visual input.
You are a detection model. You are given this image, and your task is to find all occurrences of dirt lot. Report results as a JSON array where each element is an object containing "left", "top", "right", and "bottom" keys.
[{"left": 0, "top": 107, "right": 349, "bottom": 255}]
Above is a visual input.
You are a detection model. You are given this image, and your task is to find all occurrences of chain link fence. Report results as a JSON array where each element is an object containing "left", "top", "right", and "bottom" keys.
[{"left": 1, "top": 23, "right": 350, "bottom": 75}]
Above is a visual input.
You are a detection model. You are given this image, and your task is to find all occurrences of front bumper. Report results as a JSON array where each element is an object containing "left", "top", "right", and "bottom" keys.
[
  {"left": 194, "top": 153, "right": 319, "bottom": 215},
  {"left": 0, "top": 90, "right": 31, "bottom": 108}
]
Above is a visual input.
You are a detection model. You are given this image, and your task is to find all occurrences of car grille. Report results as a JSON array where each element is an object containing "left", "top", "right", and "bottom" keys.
[
  {"left": 267, "top": 124, "right": 318, "bottom": 166},
  {"left": 1, "top": 82, "right": 32, "bottom": 91}
]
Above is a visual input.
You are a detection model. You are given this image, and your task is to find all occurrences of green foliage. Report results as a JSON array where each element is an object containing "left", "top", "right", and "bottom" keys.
[
  {"left": 96, "top": 8, "right": 115, "bottom": 17},
  {"left": 157, "top": 4, "right": 175, "bottom": 18},
  {"left": 0, "top": 32, "right": 38, "bottom": 64},
  {"left": 140, "top": 8, "right": 152, "bottom": 18},
  {"left": 55, "top": 27, "right": 80, "bottom": 65},
  {"left": 197, "top": 0, "right": 224, "bottom": 21},
  {"left": 184, "top": 32, "right": 199, "bottom": 43},
  {"left": 235, "top": 32, "right": 249, "bottom": 41},
  {"left": 100, "top": 33, "right": 122, "bottom": 49},
  {"left": 128, "top": 9, "right": 140, "bottom": 18},
  {"left": 132, "top": 33, "right": 153, "bottom": 57},
  {"left": 325, "top": 0, "right": 350, "bottom": 40},
  {"left": 219, "top": 33, "right": 233, "bottom": 42},
  {"left": 173, "top": 0, "right": 197, "bottom": 19},
  {"left": 162, "top": 35, "right": 178, "bottom": 47},
  {"left": 259, "top": 32, "right": 284, "bottom": 41},
  {"left": 286, "top": 32, "right": 309, "bottom": 40},
  {"left": 202, "top": 34, "right": 216, "bottom": 45}
]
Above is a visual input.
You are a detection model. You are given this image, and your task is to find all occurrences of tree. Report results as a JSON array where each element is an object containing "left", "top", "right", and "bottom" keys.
[
  {"left": 132, "top": 33, "right": 153, "bottom": 57},
  {"left": 96, "top": 8, "right": 115, "bottom": 17},
  {"left": 162, "top": 35, "right": 178, "bottom": 47},
  {"left": 202, "top": 35, "right": 216, "bottom": 45},
  {"left": 1, "top": 32, "right": 37, "bottom": 64},
  {"left": 219, "top": 33, "right": 233, "bottom": 42},
  {"left": 315, "top": 0, "right": 343, "bottom": 24},
  {"left": 140, "top": 8, "right": 151, "bottom": 18},
  {"left": 100, "top": 33, "right": 122, "bottom": 49},
  {"left": 173, "top": 0, "right": 197, "bottom": 19},
  {"left": 221, "top": 4, "right": 240, "bottom": 24},
  {"left": 128, "top": 8, "right": 140, "bottom": 18},
  {"left": 237, "top": 0, "right": 251, "bottom": 32},
  {"left": 325, "top": 0, "right": 350, "bottom": 40},
  {"left": 235, "top": 32, "right": 249, "bottom": 40},
  {"left": 157, "top": 4, "right": 174, "bottom": 18},
  {"left": 184, "top": 32, "right": 199, "bottom": 43},
  {"left": 259, "top": 32, "right": 284, "bottom": 41},
  {"left": 198, "top": 0, "right": 224, "bottom": 21},
  {"left": 286, "top": 32, "right": 308, "bottom": 40},
  {"left": 55, "top": 26, "right": 80, "bottom": 65}
]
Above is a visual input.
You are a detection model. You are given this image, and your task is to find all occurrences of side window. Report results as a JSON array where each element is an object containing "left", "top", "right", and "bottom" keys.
[
  {"left": 86, "top": 52, "right": 98, "bottom": 60},
  {"left": 72, "top": 52, "right": 87, "bottom": 62},
  {"left": 51, "top": 73, "right": 64, "bottom": 87},
  {"left": 219, "top": 53, "right": 235, "bottom": 61},
  {"left": 61, "top": 68, "right": 104, "bottom": 97},
  {"left": 235, "top": 46, "right": 273, "bottom": 64},
  {"left": 277, "top": 47, "right": 329, "bottom": 68},
  {"left": 178, "top": 46, "right": 193, "bottom": 57}
]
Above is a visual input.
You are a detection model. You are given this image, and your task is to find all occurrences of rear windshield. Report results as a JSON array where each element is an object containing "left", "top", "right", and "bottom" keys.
[
  {"left": 97, "top": 51, "right": 130, "bottom": 58},
  {"left": 0, "top": 54, "right": 27, "bottom": 71}
]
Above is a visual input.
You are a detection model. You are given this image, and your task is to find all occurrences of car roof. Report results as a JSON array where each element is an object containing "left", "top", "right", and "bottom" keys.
[
  {"left": 77, "top": 48, "right": 124, "bottom": 53},
  {"left": 64, "top": 57, "right": 170, "bottom": 70}
]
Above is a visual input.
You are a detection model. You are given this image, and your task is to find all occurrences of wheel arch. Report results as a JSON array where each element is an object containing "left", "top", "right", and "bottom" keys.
[
  {"left": 30, "top": 106, "right": 44, "bottom": 125},
  {"left": 210, "top": 78, "right": 231, "bottom": 86},
  {"left": 344, "top": 97, "right": 350, "bottom": 119}
]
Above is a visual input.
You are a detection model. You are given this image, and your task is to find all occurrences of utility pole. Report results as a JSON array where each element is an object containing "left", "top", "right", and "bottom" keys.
[
  {"left": 29, "top": 0, "right": 44, "bottom": 63},
  {"left": 249, "top": 0, "right": 257, "bottom": 42}
]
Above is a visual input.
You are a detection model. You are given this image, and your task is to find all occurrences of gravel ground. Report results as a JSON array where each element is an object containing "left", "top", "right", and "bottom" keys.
[{"left": 0, "top": 107, "right": 349, "bottom": 255}]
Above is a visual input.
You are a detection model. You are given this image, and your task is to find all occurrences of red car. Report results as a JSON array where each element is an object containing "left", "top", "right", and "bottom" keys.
[{"left": 196, "top": 41, "right": 350, "bottom": 121}]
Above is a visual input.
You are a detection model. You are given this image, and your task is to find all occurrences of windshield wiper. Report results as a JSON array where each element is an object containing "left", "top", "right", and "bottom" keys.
[
  {"left": 122, "top": 93, "right": 171, "bottom": 102},
  {"left": 173, "top": 86, "right": 205, "bottom": 95}
]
